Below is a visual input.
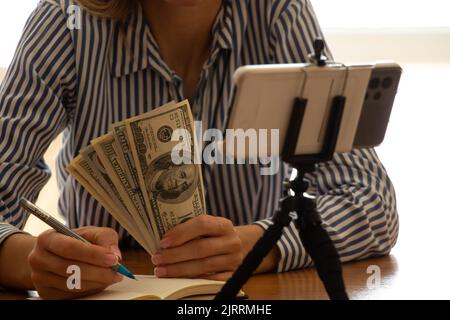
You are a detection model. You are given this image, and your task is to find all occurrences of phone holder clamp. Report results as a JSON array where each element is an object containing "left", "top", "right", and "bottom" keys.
[{"left": 308, "top": 38, "right": 328, "bottom": 67}]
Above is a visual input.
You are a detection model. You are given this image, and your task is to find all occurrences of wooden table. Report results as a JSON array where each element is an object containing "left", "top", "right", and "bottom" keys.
[{"left": 0, "top": 250, "right": 399, "bottom": 300}]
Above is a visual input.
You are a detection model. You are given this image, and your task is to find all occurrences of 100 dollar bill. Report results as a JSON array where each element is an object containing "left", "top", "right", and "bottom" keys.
[
  {"left": 91, "top": 132, "right": 158, "bottom": 253},
  {"left": 126, "top": 100, "right": 206, "bottom": 241},
  {"left": 67, "top": 161, "right": 151, "bottom": 252}
]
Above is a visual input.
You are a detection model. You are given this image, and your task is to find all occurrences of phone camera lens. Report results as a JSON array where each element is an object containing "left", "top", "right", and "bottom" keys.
[
  {"left": 382, "top": 77, "right": 393, "bottom": 89},
  {"left": 369, "top": 78, "right": 380, "bottom": 89},
  {"left": 374, "top": 92, "right": 382, "bottom": 100}
]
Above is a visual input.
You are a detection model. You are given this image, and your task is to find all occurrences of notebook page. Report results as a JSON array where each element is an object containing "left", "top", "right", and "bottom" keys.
[{"left": 82, "top": 275, "right": 225, "bottom": 300}]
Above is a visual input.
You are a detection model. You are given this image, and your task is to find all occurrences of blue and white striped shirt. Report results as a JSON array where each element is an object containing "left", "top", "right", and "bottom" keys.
[{"left": 0, "top": 0, "right": 399, "bottom": 272}]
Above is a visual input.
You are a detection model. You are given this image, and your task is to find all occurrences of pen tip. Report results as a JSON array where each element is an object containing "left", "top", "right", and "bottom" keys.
[
  {"left": 124, "top": 271, "right": 136, "bottom": 281},
  {"left": 116, "top": 264, "right": 137, "bottom": 280}
]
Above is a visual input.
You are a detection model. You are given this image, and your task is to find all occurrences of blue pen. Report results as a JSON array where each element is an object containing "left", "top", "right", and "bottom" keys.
[{"left": 19, "top": 198, "right": 136, "bottom": 280}]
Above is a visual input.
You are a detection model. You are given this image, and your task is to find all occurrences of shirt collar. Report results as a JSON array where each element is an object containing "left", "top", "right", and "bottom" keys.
[
  {"left": 109, "top": 0, "right": 237, "bottom": 79},
  {"left": 212, "top": 0, "right": 234, "bottom": 52},
  {"left": 108, "top": 5, "right": 149, "bottom": 78}
]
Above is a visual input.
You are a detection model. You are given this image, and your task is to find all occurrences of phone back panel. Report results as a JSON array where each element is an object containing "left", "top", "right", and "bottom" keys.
[{"left": 353, "top": 65, "right": 402, "bottom": 149}]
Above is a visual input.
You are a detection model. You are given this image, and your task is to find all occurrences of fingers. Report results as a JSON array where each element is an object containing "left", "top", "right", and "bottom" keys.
[
  {"left": 152, "top": 235, "right": 242, "bottom": 265},
  {"left": 29, "top": 227, "right": 124, "bottom": 299},
  {"left": 38, "top": 230, "right": 120, "bottom": 267},
  {"left": 31, "top": 271, "right": 110, "bottom": 294},
  {"left": 154, "top": 253, "right": 242, "bottom": 278},
  {"left": 74, "top": 227, "right": 122, "bottom": 259},
  {"left": 30, "top": 228, "right": 124, "bottom": 300},
  {"left": 153, "top": 216, "right": 244, "bottom": 279},
  {"left": 161, "top": 215, "right": 234, "bottom": 248},
  {"left": 28, "top": 246, "right": 123, "bottom": 285}
]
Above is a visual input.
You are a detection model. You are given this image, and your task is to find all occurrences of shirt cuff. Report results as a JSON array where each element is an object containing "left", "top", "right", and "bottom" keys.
[
  {"left": 253, "top": 218, "right": 311, "bottom": 273},
  {"left": 0, "top": 223, "right": 28, "bottom": 247}
]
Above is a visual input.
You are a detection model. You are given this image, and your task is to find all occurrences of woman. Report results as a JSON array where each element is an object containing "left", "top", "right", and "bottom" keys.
[{"left": 0, "top": 0, "right": 399, "bottom": 299}]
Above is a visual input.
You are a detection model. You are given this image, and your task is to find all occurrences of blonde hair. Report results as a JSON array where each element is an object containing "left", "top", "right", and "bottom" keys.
[{"left": 76, "top": 0, "right": 136, "bottom": 22}]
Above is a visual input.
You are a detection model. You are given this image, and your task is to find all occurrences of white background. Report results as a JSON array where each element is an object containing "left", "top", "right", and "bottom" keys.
[{"left": 313, "top": 0, "right": 450, "bottom": 29}]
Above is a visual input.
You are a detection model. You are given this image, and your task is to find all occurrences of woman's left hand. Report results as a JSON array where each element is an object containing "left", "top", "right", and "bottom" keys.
[{"left": 151, "top": 215, "right": 244, "bottom": 281}]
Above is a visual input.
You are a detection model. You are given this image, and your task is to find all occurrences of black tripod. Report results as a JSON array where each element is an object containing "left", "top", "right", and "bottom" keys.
[{"left": 215, "top": 39, "right": 349, "bottom": 300}]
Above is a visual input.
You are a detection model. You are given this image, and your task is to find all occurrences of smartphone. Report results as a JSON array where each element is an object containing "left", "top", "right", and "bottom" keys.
[
  {"left": 226, "top": 62, "right": 401, "bottom": 157},
  {"left": 353, "top": 63, "right": 402, "bottom": 149}
]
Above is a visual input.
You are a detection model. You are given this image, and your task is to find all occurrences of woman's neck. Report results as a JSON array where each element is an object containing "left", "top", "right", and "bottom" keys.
[{"left": 141, "top": 0, "right": 222, "bottom": 90}]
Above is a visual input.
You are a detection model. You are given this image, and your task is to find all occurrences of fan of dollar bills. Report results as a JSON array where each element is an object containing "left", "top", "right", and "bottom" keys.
[{"left": 67, "top": 100, "right": 206, "bottom": 255}]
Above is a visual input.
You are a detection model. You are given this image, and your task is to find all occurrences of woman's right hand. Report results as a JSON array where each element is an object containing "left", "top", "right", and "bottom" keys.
[{"left": 28, "top": 227, "right": 124, "bottom": 299}]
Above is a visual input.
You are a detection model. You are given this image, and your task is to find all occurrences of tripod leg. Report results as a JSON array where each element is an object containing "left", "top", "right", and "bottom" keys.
[{"left": 296, "top": 198, "right": 349, "bottom": 300}]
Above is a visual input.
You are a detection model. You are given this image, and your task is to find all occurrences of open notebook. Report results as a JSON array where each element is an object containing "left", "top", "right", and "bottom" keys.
[{"left": 82, "top": 275, "right": 241, "bottom": 300}]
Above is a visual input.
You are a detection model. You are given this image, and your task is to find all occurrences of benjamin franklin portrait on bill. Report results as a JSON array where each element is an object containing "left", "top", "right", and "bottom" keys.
[{"left": 145, "top": 153, "right": 197, "bottom": 204}]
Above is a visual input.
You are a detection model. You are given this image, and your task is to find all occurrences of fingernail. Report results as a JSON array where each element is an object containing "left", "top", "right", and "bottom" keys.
[
  {"left": 151, "top": 254, "right": 163, "bottom": 265},
  {"left": 105, "top": 253, "right": 118, "bottom": 266},
  {"left": 160, "top": 238, "right": 171, "bottom": 249},
  {"left": 109, "top": 245, "right": 122, "bottom": 261},
  {"left": 154, "top": 267, "right": 167, "bottom": 277},
  {"left": 113, "top": 273, "right": 124, "bottom": 283}
]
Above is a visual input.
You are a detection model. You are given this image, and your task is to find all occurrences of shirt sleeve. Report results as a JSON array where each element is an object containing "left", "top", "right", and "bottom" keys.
[
  {"left": 0, "top": 1, "right": 76, "bottom": 246},
  {"left": 253, "top": 0, "right": 399, "bottom": 272}
]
